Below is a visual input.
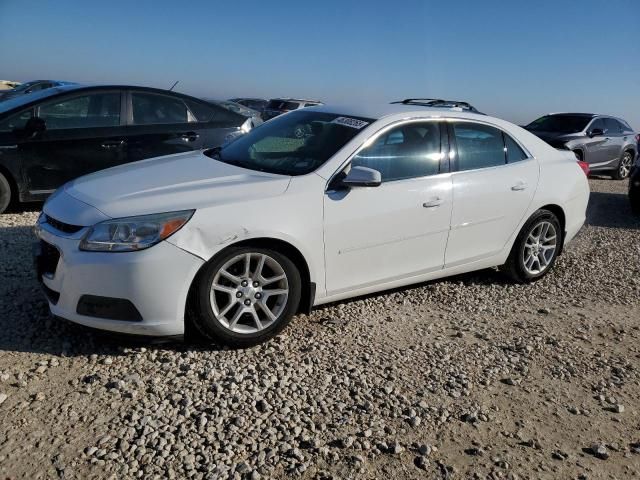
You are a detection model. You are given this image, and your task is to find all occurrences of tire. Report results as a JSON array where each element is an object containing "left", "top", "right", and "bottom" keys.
[
  {"left": 501, "top": 210, "right": 563, "bottom": 283},
  {"left": 190, "top": 246, "right": 302, "bottom": 347},
  {"left": 612, "top": 150, "right": 633, "bottom": 180},
  {"left": 0, "top": 172, "right": 12, "bottom": 214}
]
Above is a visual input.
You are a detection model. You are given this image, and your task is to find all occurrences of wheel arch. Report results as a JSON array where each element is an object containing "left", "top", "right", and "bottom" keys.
[
  {"left": 536, "top": 204, "right": 566, "bottom": 254},
  {"left": 185, "top": 237, "right": 315, "bottom": 323}
]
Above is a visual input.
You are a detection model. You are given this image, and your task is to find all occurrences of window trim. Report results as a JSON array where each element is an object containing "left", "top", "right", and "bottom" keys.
[
  {"left": 446, "top": 119, "right": 534, "bottom": 174},
  {"left": 326, "top": 117, "right": 449, "bottom": 191},
  {"left": 34, "top": 89, "right": 125, "bottom": 130}
]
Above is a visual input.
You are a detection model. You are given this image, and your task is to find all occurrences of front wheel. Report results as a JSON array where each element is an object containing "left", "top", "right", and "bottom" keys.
[
  {"left": 0, "top": 172, "right": 12, "bottom": 214},
  {"left": 501, "top": 210, "right": 562, "bottom": 283},
  {"left": 612, "top": 151, "right": 633, "bottom": 180},
  {"left": 190, "top": 246, "right": 301, "bottom": 347}
]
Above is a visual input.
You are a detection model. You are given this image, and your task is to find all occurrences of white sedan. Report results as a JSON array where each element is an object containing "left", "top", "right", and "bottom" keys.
[{"left": 34, "top": 103, "right": 589, "bottom": 346}]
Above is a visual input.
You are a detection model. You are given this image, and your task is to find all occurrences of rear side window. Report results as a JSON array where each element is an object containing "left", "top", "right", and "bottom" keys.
[
  {"left": 131, "top": 92, "right": 192, "bottom": 125},
  {"left": 184, "top": 99, "right": 216, "bottom": 122},
  {"left": 38, "top": 92, "right": 121, "bottom": 129},
  {"left": 503, "top": 133, "right": 527, "bottom": 162},
  {"left": 352, "top": 122, "right": 441, "bottom": 182},
  {"left": 453, "top": 123, "right": 505, "bottom": 171}
]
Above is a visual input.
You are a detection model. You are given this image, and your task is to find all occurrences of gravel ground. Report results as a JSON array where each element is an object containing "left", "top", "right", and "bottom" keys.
[{"left": 0, "top": 178, "right": 639, "bottom": 480}]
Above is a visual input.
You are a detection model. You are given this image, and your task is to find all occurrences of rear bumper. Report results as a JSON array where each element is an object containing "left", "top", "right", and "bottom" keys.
[{"left": 34, "top": 224, "right": 204, "bottom": 336}]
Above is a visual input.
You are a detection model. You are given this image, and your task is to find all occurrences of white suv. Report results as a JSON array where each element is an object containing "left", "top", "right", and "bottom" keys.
[{"left": 35, "top": 103, "right": 589, "bottom": 346}]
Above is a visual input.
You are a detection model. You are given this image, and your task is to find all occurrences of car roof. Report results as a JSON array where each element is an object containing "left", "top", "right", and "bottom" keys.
[
  {"left": 269, "top": 98, "right": 322, "bottom": 103},
  {"left": 0, "top": 84, "right": 208, "bottom": 115},
  {"left": 311, "top": 102, "right": 491, "bottom": 121},
  {"left": 545, "top": 112, "right": 597, "bottom": 117}
]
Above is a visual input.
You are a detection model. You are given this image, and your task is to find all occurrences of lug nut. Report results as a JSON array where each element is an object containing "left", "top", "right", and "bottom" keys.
[
  {"left": 255, "top": 292, "right": 262, "bottom": 299},
  {"left": 253, "top": 281, "right": 259, "bottom": 287},
  {"left": 241, "top": 280, "right": 248, "bottom": 287},
  {"left": 244, "top": 299, "right": 251, "bottom": 306},
  {"left": 236, "top": 292, "right": 242, "bottom": 298}
]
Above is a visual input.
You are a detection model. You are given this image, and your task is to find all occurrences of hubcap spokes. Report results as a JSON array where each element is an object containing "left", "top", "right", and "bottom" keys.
[
  {"left": 523, "top": 221, "right": 557, "bottom": 275},
  {"left": 210, "top": 253, "right": 289, "bottom": 334},
  {"left": 620, "top": 154, "right": 632, "bottom": 178}
]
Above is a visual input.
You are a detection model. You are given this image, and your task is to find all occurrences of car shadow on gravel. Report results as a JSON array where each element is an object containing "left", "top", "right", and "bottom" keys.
[{"left": 586, "top": 191, "right": 640, "bottom": 230}]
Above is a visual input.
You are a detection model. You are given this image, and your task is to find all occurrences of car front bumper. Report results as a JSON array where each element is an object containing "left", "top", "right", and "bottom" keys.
[{"left": 34, "top": 222, "right": 204, "bottom": 336}]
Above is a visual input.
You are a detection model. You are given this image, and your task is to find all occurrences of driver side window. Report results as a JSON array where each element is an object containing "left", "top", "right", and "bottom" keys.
[
  {"left": 351, "top": 122, "right": 442, "bottom": 182},
  {"left": 0, "top": 109, "right": 33, "bottom": 132}
]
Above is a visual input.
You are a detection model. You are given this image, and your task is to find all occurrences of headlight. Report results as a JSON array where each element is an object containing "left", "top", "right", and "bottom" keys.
[{"left": 79, "top": 210, "right": 194, "bottom": 252}]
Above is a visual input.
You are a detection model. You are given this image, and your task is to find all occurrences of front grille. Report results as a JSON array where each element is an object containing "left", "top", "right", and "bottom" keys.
[
  {"left": 39, "top": 240, "right": 61, "bottom": 277},
  {"left": 45, "top": 214, "right": 83, "bottom": 234}
]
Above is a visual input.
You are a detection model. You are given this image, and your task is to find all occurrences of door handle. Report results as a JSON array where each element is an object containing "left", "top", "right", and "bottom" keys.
[
  {"left": 180, "top": 132, "right": 199, "bottom": 142},
  {"left": 423, "top": 197, "right": 444, "bottom": 208},
  {"left": 101, "top": 140, "right": 126, "bottom": 149},
  {"left": 511, "top": 181, "right": 527, "bottom": 191}
]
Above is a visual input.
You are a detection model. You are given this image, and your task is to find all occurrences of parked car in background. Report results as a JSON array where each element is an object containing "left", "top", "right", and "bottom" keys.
[
  {"left": 391, "top": 98, "right": 485, "bottom": 114},
  {"left": 34, "top": 102, "right": 588, "bottom": 346},
  {"left": 0, "top": 80, "right": 77, "bottom": 101},
  {"left": 261, "top": 98, "right": 323, "bottom": 121},
  {"left": 229, "top": 98, "right": 268, "bottom": 113},
  {"left": 0, "top": 84, "right": 250, "bottom": 213},
  {"left": 524, "top": 113, "right": 637, "bottom": 179},
  {"left": 0, "top": 80, "right": 21, "bottom": 91},
  {"left": 208, "top": 100, "right": 263, "bottom": 129}
]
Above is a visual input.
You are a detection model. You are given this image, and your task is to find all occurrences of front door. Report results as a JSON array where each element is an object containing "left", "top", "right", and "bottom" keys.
[
  {"left": 583, "top": 118, "right": 611, "bottom": 167},
  {"left": 22, "top": 90, "right": 126, "bottom": 194},
  {"left": 324, "top": 120, "right": 452, "bottom": 295},
  {"left": 445, "top": 121, "right": 539, "bottom": 266}
]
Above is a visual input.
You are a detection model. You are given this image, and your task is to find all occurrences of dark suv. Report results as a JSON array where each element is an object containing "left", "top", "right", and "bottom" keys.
[
  {"left": 0, "top": 84, "right": 249, "bottom": 213},
  {"left": 524, "top": 113, "right": 637, "bottom": 179}
]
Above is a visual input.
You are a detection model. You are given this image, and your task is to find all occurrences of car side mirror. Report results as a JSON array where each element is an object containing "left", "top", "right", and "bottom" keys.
[
  {"left": 588, "top": 128, "right": 604, "bottom": 137},
  {"left": 342, "top": 166, "right": 382, "bottom": 187}
]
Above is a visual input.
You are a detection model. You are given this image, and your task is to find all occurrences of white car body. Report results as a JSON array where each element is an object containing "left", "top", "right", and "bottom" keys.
[{"left": 35, "top": 104, "right": 589, "bottom": 336}]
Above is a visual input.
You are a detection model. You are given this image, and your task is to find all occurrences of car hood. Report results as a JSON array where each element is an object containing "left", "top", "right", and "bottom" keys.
[{"left": 63, "top": 150, "right": 291, "bottom": 220}]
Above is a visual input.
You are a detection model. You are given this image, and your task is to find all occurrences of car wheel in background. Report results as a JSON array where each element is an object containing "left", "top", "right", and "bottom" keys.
[
  {"left": 501, "top": 210, "right": 563, "bottom": 283},
  {"left": 190, "top": 246, "right": 301, "bottom": 347},
  {"left": 612, "top": 151, "right": 633, "bottom": 180},
  {"left": 0, "top": 172, "right": 12, "bottom": 214}
]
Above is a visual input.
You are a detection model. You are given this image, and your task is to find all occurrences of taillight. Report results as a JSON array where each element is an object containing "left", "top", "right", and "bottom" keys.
[{"left": 577, "top": 161, "right": 590, "bottom": 176}]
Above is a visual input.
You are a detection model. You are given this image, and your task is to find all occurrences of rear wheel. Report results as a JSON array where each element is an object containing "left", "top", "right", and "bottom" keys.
[
  {"left": 501, "top": 210, "right": 562, "bottom": 283},
  {"left": 0, "top": 172, "right": 12, "bottom": 214},
  {"left": 612, "top": 151, "right": 633, "bottom": 180},
  {"left": 190, "top": 246, "right": 301, "bottom": 347}
]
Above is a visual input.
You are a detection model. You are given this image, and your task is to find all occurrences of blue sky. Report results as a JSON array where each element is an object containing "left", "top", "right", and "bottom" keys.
[{"left": 1, "top": 0, "right": 639, "bottom": 127}]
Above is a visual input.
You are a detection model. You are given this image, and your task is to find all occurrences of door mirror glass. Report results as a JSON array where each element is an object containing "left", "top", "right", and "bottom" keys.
[
  {"left": 342, "top": 166, "right": 382, "bottom": 187},
  {"left": 589, "top": 128, "right": 604, "bottom": 137}
]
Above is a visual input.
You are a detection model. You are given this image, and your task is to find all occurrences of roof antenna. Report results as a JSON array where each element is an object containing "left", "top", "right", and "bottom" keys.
[{"left": 169, "top": 80, "right": 179, "bottom": 91}]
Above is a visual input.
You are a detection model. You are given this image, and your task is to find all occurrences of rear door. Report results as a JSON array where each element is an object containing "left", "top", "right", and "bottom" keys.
[
  {"left": 124, "top": 91, "right": 242, "bottom": 162},
  {"left": 604, "top": 118, "right": 624, "bottom": 162},
  {"left": 22, "top": 90, "right": 126, "bottom": 194},
  {"left": 445, "top": 121, "right": 539, "bottom": 267}
]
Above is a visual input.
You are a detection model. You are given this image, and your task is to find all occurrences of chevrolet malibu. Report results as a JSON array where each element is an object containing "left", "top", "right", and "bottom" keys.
[{"left": 34, "top": 103, "right": 589, "bottom": 346}]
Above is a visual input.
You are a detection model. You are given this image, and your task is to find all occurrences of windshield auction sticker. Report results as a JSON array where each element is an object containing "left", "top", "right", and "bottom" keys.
[{"left": 331, "top": 117, "right": 369, "bottom": 129}]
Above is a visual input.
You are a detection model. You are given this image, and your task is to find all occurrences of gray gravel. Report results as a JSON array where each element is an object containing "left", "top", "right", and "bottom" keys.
[{"left": 0, "top": 178, "right": 639, "bottom": 479}]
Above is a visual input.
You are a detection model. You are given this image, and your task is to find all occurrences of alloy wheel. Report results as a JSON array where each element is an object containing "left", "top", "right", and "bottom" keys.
[
  {"left": 522, "top": 221, "right": 558, "bottom": 275},
  {"left": 619, "top": 152, "right": 633, "bottom": 179},
  {"left": 209, "top": 253, "right": 289, "bottom": 334}
]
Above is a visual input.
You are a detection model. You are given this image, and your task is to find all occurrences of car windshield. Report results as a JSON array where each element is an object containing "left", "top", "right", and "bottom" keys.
[
  {"left": 9, "top": 81, "right": 40, "bottom": 93},
  {"left": 217, "top": 101, "right": 256, "bottom": 117},
  {"left": 526, "top": 115, "right": 592, "bottom": 133},
  {"left": 207, "top": 110, "right": 373, "bottom": 176},
  {"left": 0, "top": 88, "right": 66, "bottom": 114},
  {"left": 266, "top": 100, "right": 299, "bottom": 111}
]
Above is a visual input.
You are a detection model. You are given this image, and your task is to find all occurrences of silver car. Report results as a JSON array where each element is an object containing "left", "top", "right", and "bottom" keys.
[{"left": 525, "top": 113, "right": 637, "bottom": 179}]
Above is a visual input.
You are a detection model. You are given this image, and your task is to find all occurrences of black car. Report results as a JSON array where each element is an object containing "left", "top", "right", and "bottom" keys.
[
  {"left": 0, "top": 84, "right": 249, "bottom": 213},
  {"left": 228, "top": 98, "right": 268, "bottom": 113},
  {"left": 0, "top": 80, "right": 77, "bottom": 101},
  {"left": 630, "top": 153, "right": 640, "bottom": 214}
]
